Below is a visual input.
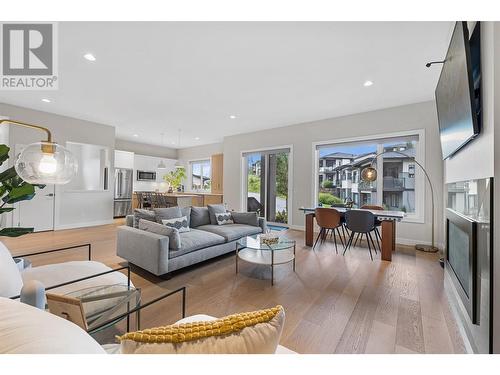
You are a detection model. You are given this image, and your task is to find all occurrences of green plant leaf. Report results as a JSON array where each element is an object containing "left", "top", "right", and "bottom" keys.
[
  {"left": 0, "top": 166, "right": 17, "bottom": 181},
  {"left": 0, "top": 227, "right": 34, "bottom": 237},
  {"left": 0, "top": 207, "right": 14, "bottom": 213},
  {"left": 2, "top": 184, "right": 35, "bottom": 204},
  {"left": 0, "top": 144, "right": 10, "bottom": 166}
]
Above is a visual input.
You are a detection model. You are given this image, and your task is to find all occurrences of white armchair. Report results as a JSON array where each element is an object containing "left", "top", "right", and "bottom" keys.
[{"left": 0, "top": 241, "right": 132, "bottom": 304}]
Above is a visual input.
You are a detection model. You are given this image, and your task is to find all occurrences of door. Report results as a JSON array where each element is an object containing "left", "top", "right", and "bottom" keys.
[
  {"left": 11, "top": 144, "right": 55, "bottom": 232},
  {"left": 244, "top": 148, "right": 290, "bottom": 224}
]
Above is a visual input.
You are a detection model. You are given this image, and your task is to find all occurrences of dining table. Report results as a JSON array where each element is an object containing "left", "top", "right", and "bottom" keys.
[{"left": 299, "top": 207, "right": 405, "bottom": 262}]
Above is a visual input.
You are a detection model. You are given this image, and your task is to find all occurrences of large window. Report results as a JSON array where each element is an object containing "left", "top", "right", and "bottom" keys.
[
  {"left": 315, "top": 132, "right": 423, "bottom": 222},
  {"left": 190, "top": 160, "right": 211, "bottom": 191}
]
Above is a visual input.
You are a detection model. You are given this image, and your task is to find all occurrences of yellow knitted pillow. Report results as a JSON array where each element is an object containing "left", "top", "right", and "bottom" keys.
[{"left": 117, "top": 305, "right": 285, "bottom": 354}]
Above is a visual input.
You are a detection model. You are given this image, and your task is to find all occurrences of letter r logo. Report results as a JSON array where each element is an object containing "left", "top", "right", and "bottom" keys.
[{"left": 2, "top": 24, "right": 53, "bottom": 75}]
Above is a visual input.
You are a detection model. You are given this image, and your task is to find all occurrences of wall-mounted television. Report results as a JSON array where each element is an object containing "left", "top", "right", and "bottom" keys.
[{"left": 435, "top": 22, "right": 481, "bottom": 160}]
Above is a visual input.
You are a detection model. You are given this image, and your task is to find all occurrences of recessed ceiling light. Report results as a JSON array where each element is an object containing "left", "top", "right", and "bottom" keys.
[
  {"left": 133, "top": 134, "right": 138, "bottom": 137},
  {"left": 195, "top": 137, "right": 200, "bottom": 140},
  {"left": 83, "top": 53, "right": 96, "bottom": 62},
  {"left": 363, "top": 80, "right": 374, "bottom": 87},
  {"left": 41, "top": 98, "right": 51, "bottom": 103},
  {"left": 229, "top": 115, "right": 237, "bottom": 119}
]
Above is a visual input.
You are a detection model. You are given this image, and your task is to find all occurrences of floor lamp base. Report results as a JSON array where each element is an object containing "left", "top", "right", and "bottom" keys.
[{"left": 415, "top": 244, "right": 439, "bottom": 253}]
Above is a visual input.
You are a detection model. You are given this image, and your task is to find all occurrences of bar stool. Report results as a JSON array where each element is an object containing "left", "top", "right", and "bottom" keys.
[
  {"left": 314, "top": 208, "right": 345, "bottom": 253},
  {"left": 343, "top": 210, "right": 377, "bottom": 260}
]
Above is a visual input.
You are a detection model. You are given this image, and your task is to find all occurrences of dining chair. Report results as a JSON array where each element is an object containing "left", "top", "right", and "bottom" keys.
[
  {"left": 314, "top": 208, "right": 344, "bottom": 253},
  {"left": 342, "top": 210, "right": 378, "bottom": 260},
  {"left": 360, "top": 204, "right": 383, "bottom": 251}
]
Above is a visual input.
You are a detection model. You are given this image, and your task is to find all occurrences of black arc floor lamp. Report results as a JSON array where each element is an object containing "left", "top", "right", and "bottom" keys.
[{"left": 360, "top": 150, "right": 438, "bottom": 253}]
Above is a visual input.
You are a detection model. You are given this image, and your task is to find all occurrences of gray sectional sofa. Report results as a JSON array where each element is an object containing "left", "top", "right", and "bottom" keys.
[{"left": 117, "top": 205, "right": 267, "bottom": 277}]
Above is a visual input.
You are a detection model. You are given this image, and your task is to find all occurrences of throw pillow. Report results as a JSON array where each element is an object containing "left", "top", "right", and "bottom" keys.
[
  {"left": 0, "top": 242, "right": 24, "bottom": 298},
  {"left": 162, "top": 216, "right": 190, "bottom": 233},
  {"left": 153, "top": 207, "right": 182, "bottom": 224},
  {"left": 138, "top": 219, "right": 181, "bottom": 250},
  {"left": 231, "top": 211, "right": 259, "bottom": 227},
  {"left": 207, "top": 204, "right": 227, "bottom": 225},
  {"left": 216, "top": 212, "right": 234, "bottom": 225},
  {"left": 117, "top": 305, "right": 285, "bottom": 354},
  {"left": 190, "top": 206, "right": 211, "bottom": 227},
  {"left": 181, "top": 206, "right": 192, "bottom": 227},
  {"left": 133, "top": 209, "right": 156, "bottom": 228}
]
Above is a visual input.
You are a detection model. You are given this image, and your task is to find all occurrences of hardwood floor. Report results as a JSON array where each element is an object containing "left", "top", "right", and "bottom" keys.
[{"left": 2, "top": 221, "right": 466, "bottom": 354}]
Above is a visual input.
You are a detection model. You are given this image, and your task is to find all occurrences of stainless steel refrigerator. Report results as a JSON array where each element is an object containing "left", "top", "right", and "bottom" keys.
[{"left": 114, "top": 168, "right": 133, "bottom": 218}]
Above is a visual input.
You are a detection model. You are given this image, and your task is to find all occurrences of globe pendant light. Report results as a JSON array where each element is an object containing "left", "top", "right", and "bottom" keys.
[{"left": 1, "top": 119, "right": 78, "bottom": 185}]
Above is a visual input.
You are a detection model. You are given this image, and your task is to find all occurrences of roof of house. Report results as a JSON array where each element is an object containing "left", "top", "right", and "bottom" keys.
[{"left": 320, "top": 152, "right": 354, "bottom": 159}]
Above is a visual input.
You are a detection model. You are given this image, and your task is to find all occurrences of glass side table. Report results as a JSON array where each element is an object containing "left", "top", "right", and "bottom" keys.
[
  {"left": 236, "top": 235, "right": 296, "bottom": 285},
  {"left": 64, "top": 283, "right": 141, "bottom": 333}
]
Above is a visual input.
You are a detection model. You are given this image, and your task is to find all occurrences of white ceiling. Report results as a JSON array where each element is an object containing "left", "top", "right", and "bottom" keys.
[{"left": 0, "top": 22, "right": 453, "bottom": 148}]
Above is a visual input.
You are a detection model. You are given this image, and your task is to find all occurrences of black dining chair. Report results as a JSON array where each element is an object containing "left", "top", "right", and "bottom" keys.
[{"left": 342, "top": 210, "right": 378, "bottom": 260}]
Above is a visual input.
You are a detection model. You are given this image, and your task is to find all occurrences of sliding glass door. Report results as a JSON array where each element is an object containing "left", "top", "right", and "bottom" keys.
[{"left": 244, "top": 148, "right": 290, "bottom": 224}]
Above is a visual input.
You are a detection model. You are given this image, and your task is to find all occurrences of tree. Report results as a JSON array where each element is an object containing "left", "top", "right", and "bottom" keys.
[
  {"left": 275, "top": 153, "right": 288, "bottom": 198},
  {"left": 0, "top": 144, "right": 44, "bottom": 237}
]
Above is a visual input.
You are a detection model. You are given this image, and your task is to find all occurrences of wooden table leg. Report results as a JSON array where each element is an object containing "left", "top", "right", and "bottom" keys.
[
  {"left": 305, "top": 213, "right": 315, "bottom": 247},
  {"left": 381, "top": 220, "right": 396, "bottom": 261}
]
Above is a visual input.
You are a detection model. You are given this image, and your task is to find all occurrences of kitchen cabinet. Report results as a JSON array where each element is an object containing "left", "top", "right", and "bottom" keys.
[{"left": 211, "top": 153, "right": 223, "bottom": 194}]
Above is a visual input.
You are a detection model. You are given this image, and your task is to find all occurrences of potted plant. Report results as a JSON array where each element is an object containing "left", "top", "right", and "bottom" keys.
[
  {"left": 0, "top": 144, "right": 44, "bottom": 237},
  {"left": 163, "top": 167, "right": 186, "bottom": 193}
]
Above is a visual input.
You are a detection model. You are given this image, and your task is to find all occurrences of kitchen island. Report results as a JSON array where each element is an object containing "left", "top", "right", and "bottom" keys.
[{"left": 133, "top": 192, "right": 199, "bottom": 209}]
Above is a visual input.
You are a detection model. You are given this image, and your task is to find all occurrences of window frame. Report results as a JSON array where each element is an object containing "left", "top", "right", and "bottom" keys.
[
  {"left": 312, "top": 129, "right": 426, "bottom": 224},
  {"left": 188, "top": 158, "right": 212, "bottom": 192}
]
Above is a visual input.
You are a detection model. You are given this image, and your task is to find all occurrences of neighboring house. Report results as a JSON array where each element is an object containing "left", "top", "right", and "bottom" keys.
[{"left": 318, "top": 144, "right": 416, "bottom": 212}]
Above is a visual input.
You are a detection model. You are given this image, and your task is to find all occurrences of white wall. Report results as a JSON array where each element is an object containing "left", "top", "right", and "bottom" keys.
[
  {"left": 0, "top": 102, "right": 116, "bottom": 229},
  {"left": 223, "top": 101, "right": 444, "bottom": 247},
  {"left": 491, "top": 22, "right": 500, "bottom": 354},
  {"left": 115, "top": 138, "right": 177, "bottom": 159}
]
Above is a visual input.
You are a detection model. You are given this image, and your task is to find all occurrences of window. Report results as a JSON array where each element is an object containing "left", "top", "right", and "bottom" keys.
[
  {"left": 315, "top": 132, "right": 423, "bottom": 222},
  {"left": 190, "top": 160, "right": 211, "bottom": 191}
]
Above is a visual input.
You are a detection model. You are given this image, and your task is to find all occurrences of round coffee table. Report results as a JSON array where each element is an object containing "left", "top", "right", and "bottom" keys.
[{"left": 236, "top": 235, "right": 296, "bottom": 285}]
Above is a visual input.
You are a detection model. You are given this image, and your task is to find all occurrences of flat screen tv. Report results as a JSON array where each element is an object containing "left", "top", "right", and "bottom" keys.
[{"left": 436, "top": 22, "right": 481, "bottom": 160}]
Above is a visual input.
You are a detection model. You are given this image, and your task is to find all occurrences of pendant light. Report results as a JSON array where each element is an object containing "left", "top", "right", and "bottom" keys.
[
  {"left": 174, "top": 129, "right": 184, "bottom": 169},
  {"left": 157, "top": 132, "right": 167, "bottom": 169},
  {"left": 1, "top": 119, "right": 77, "bottom": 185}
]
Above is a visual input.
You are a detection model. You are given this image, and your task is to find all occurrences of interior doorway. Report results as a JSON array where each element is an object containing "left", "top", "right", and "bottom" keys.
[{"left": 243, "top": 147, "right": 291, "bottom": 225}]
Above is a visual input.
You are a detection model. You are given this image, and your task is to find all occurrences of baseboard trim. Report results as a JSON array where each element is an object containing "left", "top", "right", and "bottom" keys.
[
  {"left": 286, "top": 225, "right": 444, "bottom": 250},
  {"left": 55, "top": 219, "right": 114, "bottom": 230}
]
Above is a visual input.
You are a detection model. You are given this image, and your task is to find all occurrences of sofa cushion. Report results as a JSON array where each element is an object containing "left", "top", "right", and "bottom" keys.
[
  {"left": 133, "top": 209, "right": 156, "bottom": 228},
  {"left": 138, "top": 219, "right": 181, "bottom": 250},
  {"left": 0, "top": 297, "right": 105, "bottom": 354},
  {"left": 231, "top": 211, "right": 259, "bottom": 227},
  {"left": 169, "top": 229, "right": 225, "bottom": 259},
  {"left": 181, "top": 206, "right": 192, "bottom": 227},
  {"left": 21, "top": 261, "right": 130, "bottom": 297},
  {"left": 196, "top": 224, "right": 262, "bottom": 242},
  {"left": 0, "top": 242, "right": 23, "bottom": 298},
  {"left": 153, "top": 207, "right": 182, "bottom": 223},
  {"left": 207, "top": 204, "right": 227, "bottom": 225},
  {"left": 190, "top": 206, "right": 211, "bottom": 227}
]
